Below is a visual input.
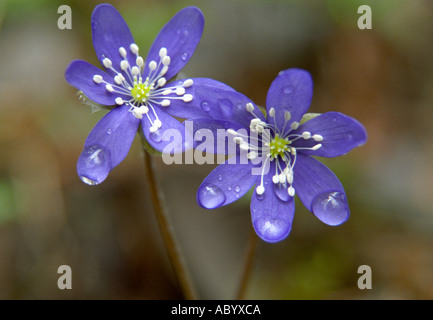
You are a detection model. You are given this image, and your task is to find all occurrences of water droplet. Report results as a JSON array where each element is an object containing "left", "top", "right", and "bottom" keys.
[
  {"left": 77, "top": 145, "right": 111, "bottom": 185},
  {"left": 181, "top": 52, "right": 189, "bottom": 61},
  {"left": 234, "top": 185, "right": 241, "bottom": 193},
  {"left": 218, "top": 174, "right": 223, "bottom": 181},
  {"left": 106, "top": 128, "right": 112, "bottom": 135},
  {"left": 149, "top": 130, "right": 162, "bottom": 143},
  {"left": 253, "top": 216, "right": 291, "bottom": 243},
  {"left": 201, "top": 101, "right": 210, "bottom": 112},
  {"left": 80, "top": 176, "right": 99, "bottom": 185},
  {"left": 256, "top": 191, "right": 265, "bottom": 201},
  {"left": 312, "top": 191, "right": 349, "bottom": 226},
  {"left": 282, "top": 86, "right": 292, "bottom": 94},
  {"left": 227, "top": 185, "right": 232, "bottom": 191},
  {"left": 198, "top": 183, "right": 226, "bottom": 209}
]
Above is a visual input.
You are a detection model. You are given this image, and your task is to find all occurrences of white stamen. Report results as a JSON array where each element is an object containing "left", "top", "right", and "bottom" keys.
[
  {"left": 157, "top": 77, "right": 167, "bottom": 87},
  {"left": 102, "top": 58, "right": 112, "bottom": 68},
  {"left": 114, "top": 75, "right": 123, "bottom": 85},
  {"left": 115, "top": 97, "right": 124, "bottom": 105},
  {"left": 131, "top": 66, "right": 140, "bottom": 76},
  {"left": 272, "top": 175, "right": 279, "bottom": 184},
  {"left": 154, "top": 119, "right": 162, "bottom": 129},
  {"left": 120, "top": 60, "right": 129, "bottom": 71},
  {"left": 176, "top": 87, "right": 185, "bottom": 96},
  {"left": 288, "top": 186, "right": 295, "bottom": 197},
  {"left": 162, "top": 55, "right": 171, "bottom": 66},
  {"left": 302, "top": 131, "right": 311, "bottom": 139},
  {"left": 136, "top": 56, "right": 144, "bottom": 68},
  {"left": 227, "top": 129, "right": 238, "bottom": 136},
  {"left": 119, "top": 47, "right": 127, "bottom": 58},
  {"left": 269, "top": 107, "right": 275, "bottom": 117},
  {"left": 183, "top": 79, "right": 194, "bottom": 87},
  {"left": 279, "top": 174, "right": 286, "bottom": 184},
  {"left": 284, "top": 111, "right": 291, "bottom": 121},
  {"left": 162, "top": 89, "right": 172, "bottom": 95},
  {"left": 247, "top": 151, "right": 257, "bottom": 159},
  {"left": 246, "top": 103, "right": 254, "bottom": 112},
  {"left": 161, "top": 99, "right": 171, "bottom": 107},
  {"left": 312, "top": 144, "right": 322, "bottom": 150},
  {"left": 183, "top": 94, "right": 193, "bottom": 102},
  {"left": 256, "top": 185, "right": 265, "bottom": 195},
  {"left": 105, "top": 84, "right": 114, "bottom": 92},
  {"left": 313, "top": 134, "right": 323, "bottom": 142},
  {"left": 290, "top": 121, "right": 299, "bottom": 130},
  {"left": 239, "top": 143, "right": 250, "bottom": 151},
  {"left": 93, "top": 75, "right": 103, "bottom": 83},
  {"left": 130, "top": 43, "right": 139, "bottom": 54},
  {"left": 149, "top": 60, "right": 157, "bottom": 71},
  {"left": 159, "top": 47, "right": 167, "bottom": 58}
]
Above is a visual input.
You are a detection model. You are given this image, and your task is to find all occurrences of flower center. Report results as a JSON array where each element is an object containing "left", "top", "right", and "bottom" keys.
[
  {"left": 227, "top": 104, "right": 324, "bottom": 198},
  {"left": 269, "top": 134, "right": 290, "bottom": 160},
  {"left": 91, "top": 44, "right": 194, "bottom": 134},
  {"left": 131, "top": 82, "right": 151, "bottom": 103}
]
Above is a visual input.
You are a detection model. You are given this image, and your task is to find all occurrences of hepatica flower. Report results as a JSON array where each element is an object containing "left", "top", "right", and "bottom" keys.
[
  {"left": 195, "top": 69, "right": 367, "bottom": 243},
  {"left": 65, "top": 4, "right": 218, "bottom": 185}
]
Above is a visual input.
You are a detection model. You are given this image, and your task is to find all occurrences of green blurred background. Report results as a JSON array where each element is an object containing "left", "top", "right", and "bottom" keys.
[{"left": 0, "top": 0, "right": 432, "bottom": 299}]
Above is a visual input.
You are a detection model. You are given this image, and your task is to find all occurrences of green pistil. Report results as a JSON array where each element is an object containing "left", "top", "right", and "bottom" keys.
[
  {"left": 269, "top": 134, "right": 290, "bottom": 159},
  {"left": 131, "top": 82, "right": 150, "bottom": 103}
]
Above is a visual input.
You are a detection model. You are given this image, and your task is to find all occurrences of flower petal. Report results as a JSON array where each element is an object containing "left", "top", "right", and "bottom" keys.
[
  {"left": 293, "top": 154, "right": 350, "bottom": 226},
  {"left": 91, "top": 4, "right": 135, "bottom": 73},
  {"left": 65, "top": 60, "right": 121, "bottom": 106},
  {"left": 161, "top": 78, "right": 237, "bottom": 119},
  {"left": 197, "top": 161, "right": 257, "bottom": 209},
  {"left": 140, "top": 107, "right": 191, "bottom": 154},
  {"left": 266, "top": 68, "right": 313, "bottom": 131},
  {"left": 251, "top": 173, "right": 294, "bottom": 243},
  {"left": 77, "top": 105, "right": 140, "bottom": 185},
  {"left": 291, "top": 112, "right": 367, "bottom": 157},
  {"left": 143, "top": 7, "right": 204, "bottom": 81}
]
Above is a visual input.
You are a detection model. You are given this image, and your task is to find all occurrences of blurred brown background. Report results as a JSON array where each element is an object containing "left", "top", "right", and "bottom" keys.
[{"left": 0, "top": 0, "right": 432, "bottom": 299}]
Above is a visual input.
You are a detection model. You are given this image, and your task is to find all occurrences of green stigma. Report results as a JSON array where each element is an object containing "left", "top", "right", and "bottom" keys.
[
  {"left": 131, "top": 82, "right": 151, "bottom": 103},
  {"left": 269, "top": 134, "right": 290, "bottom": 159}
]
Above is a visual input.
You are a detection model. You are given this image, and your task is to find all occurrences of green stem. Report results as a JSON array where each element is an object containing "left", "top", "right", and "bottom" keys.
[
  {"left": 143, "top": 150, "right": 197, "bottom": 299},
  {"left": 235, "top": 226, "right": 258, "bottom": 299}
]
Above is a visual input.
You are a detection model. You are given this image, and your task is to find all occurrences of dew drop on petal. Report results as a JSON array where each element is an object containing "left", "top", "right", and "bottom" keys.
[
  {"left": 181, "top": 52, "right": 189, "bottom": 61},
  {"left": 312, "top": 191, "right": 349, "bottom": 226},
  {"left": 282, "top": 86, "right": 292, "bottom": 94},
  {"left": 234, "top": 185, "right": 241, "bottom": 193},
  {"left": 218, "top": 174, "right": 223, "bottom": 181},
  {"left": 227, "top": 185, "right": 232, "bottom": 191},
  {"left": 77, "top": 145, "right": 111, "bottom": 186},
  {"left": 106, "top": 128, "right": 112, "bottom": 135},
  {"left": 149, "top": 130, "right": 162, "bottom": 143},
  {"left": 198, "top": 183, "right": 226, "bottom": 209},
  {"left": 253, "top": 216, "right": 291, "bottom": 243},
  {"left": 201, "top": 101, "right": 210, "bottom": 112}
]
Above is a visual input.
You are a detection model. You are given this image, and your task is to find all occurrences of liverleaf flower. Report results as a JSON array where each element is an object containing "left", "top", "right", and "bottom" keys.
[
  {"left": 65, "top": 4, "right": 228, "bottom": 185},
  {"left": 193, "top": 68, "right": 367, "bottom": 243}
]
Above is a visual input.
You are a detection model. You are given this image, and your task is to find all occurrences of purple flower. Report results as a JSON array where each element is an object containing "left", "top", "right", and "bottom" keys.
[
  {"left": 194, "top": 68, "right": 367, "bottom": 243},
  {"left": 65, "top": 4, "right": 226, "bottom": 185}
]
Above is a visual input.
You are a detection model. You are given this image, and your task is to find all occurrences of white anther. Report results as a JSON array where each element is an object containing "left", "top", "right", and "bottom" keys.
[
  {"left": 256, "top": 185, "right": 265, "bottom": 195},
  {"left": 302, "top": 131, "right": 311, "bottom": 139},
  {"left": 120, "top": 60, "right": 129, "bottom": 71},
  {"left": 161, "top": 99, "right": 171, "bottom": 107},
  {"left": 130, "top": 43, "right": 139, "bottom": 55},
  {"left": 149, "top": 126, "right": 158, "bottom": 133},
  {"left": 183, "top": 79, "right": 193, "bottom": 87},
  {"left": 119, "top": 47, "right": 127, "bottom": 58},
  {"left": 162, "top": 55, "right": 171, "bottom": 66},
  {"left": 272, "top": 175, "right": 279, "bottom": 184},
  {"left": 290, "top": 121, "right": 299, "bottom": 130},
  {"left": 287, "top": 173, "right": 293, "bottom": 184},
  {"left": 154, "top": 119, "right": 162, "bottom": 129},
  {"left": 183, "top": 94, "right": 193, "bottom": 102},
  {"left": 162, "top": 89, "right": 172, "bottom": 95},
  {"left": 247, "top": 151, "right": 257, "bottom": 160},
  {"left": 233, "top": 137, "right": 243, "bottom": 144},
  {"left": 115, "top": 97, "right": 124, "bottom": 105},
  {"left": 239, "top": 143, "right": 250, "bottom": 151},
  {"left": 149, "top": 60, "right": 157, "bottom": 71},
  {"left": 136, "top": 56, "right": 144, "bottom": 68},
  {"left": 131, "top": 66, "right": 140, "bottom": 76},
  {"left": 246, "top": 103, "right": 254, "bottom": 112},
  {"left": 161, "top": 65, "right": 169, "bottom": 76},
  {"left": 227, "top": 129, "right": 238, "bottom": 136},
  {"left": 102, "top": 58, "right": 112, "bottom": 68},
  {"left": 284, "top": 111, "right": 291, "bottom": 121},
  {"left": 105, "top": 84, "right": 114, "bottom": 92},
  {"left": 269, "top": 107, "right": 275, "bottom": 117},
  {"left": 288, "top": 186, "right": 295, "bottom": 197},
  {"left": 114, "top": 75, "right": 123, "bottom": 85},
  {"left": 176, "top": 87, "right": 185, "bottom": 96},
  {"left": 155, "top": 77, "right": 166, "bottom": 88},
  {"left": 93, "top": 75, "right": 103, "bottom": 83},
  {"left": 312, "top": 144, "right": 322, "bottom": 150},
  {"left": 279, "top": 174, "right": 286, "bottom": 184},
  {"left": 159, "top": 47, "right": 167, "bottom": 58},
  {"left": 313, "top": 134, "right": 323, "bottom": 142}
]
